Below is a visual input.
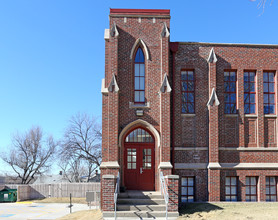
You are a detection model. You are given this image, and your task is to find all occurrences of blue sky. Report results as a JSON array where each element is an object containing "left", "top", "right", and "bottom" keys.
[{"left": 0, "top": 0, "right": 277, "bottom": 174}]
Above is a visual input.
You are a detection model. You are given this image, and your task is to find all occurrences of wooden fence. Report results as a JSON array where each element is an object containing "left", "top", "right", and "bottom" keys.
[{"left": 4, "top": 183, "right": 100, "bottom": 203}]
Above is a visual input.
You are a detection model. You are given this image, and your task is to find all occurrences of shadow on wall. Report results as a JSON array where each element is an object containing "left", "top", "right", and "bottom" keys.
[{"left": 179, "top": 202, "right": 223, "bottom": 215}]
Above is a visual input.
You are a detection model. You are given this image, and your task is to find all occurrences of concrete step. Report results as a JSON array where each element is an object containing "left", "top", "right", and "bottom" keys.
[
  {"left": 117, "top": 204, "right": 166, "bottom": 211},
  {"left": 117, "top": 198, "right": 165, "bottom": 205},
  {"left": 103, "top": 211, "right": 179, "bottom": 218},
  {"left": 119, "top": 191, "right": 163, "bottom": 199}
]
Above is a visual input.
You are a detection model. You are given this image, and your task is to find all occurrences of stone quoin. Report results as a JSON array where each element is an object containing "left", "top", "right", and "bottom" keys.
[{"left": 100, "top": 8, "right": 278, "bottom": 212}]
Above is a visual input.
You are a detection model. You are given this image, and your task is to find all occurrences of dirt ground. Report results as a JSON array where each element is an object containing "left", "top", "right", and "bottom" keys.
[
  {"left": 178, "top": 202, "right": 278, "bottom": 220},
  {"left": 52, "top": 202, "right": 278, "bottom": 220},
  {"left": 31, "top": 197, "right": 88, "bottom": 204},
  {"left": 57, "top": 209, "right": 103, "bottom": 220}
]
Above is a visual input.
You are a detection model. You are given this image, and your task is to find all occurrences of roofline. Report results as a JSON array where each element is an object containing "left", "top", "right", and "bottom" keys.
[
  {"left": 110, "top": 9, "right": 170, "bottom": 18},
  {"left": 177, "top": 41, "right": 278, "bottom": 48}
]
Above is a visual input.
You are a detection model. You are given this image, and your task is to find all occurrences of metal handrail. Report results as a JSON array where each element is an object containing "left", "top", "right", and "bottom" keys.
[
  {"left": 114, "top": 172, "right": 120, "bottom": 220},
  {"left": 160, "top": 171, "right": 169, "bottom": 220}
]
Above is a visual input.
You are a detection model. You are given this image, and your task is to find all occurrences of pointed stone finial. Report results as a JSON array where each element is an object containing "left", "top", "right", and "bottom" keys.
[
  {"left": 110, "top": 22, "right": 119, "bottom": 37},
  {"left": 207, "top": 88, "right": 220, "bottom": 107},
  {"left": 160, "top": 74, "right": 172, "bottom": 93},
  {"left": 161, "top": 22, "right": 170, "bottom": 38},
  {"left": 207, "top": 48, "right": 217, "bottom": 63},
  {"left": 108, "top": 74, "right": 119, "bottom": 92}
]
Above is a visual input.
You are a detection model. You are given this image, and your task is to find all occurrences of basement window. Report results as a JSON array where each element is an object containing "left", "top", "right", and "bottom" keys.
[
  {"left": 225, "top": 176, "right": 238, "bottom": 201},
  {"left": 181, "top": 177, "right": 194, "bottom": 202}
]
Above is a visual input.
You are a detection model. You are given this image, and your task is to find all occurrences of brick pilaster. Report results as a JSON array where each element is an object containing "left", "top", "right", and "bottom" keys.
[
  {"left": 257, "top": 69, "right": 265, "bottom": 147},
  {"left": 208, "top": 169, "right": 220, "bottom": 201},
  {"left": 165, "top": 175, "right": 179, "bottom": 212},
  {"left": 101, "top": 175, "right": 117, "bottom": 211},
  {"left": 160, "top": 23, "right": 171, "bottom": 164},
  {"left": 237, "top": 68, "right": 245, "bottom": 147},
  {"left": 207, "top": 49, "right": 220, "bottom": 201}
]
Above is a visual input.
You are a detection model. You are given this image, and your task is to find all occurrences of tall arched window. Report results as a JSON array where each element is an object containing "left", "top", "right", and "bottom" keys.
[{"left": 134, "top": 47, "right": 145, "bottom": 103}]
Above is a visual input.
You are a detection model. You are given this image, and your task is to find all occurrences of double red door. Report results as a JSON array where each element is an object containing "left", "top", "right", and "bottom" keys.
[{"left": 124, "top": 143, "right": 154, "bottom": 191}]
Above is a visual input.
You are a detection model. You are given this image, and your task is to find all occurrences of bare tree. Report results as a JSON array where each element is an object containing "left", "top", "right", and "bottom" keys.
[
  {"left": 59, "top": 113, "right": 101, "bottom": 182},
  {"left": 1, "top": 127, "right": 58, "bottom": 184},
  {"left": 250, "top": 0, "right": 274, "bottom": 14}
]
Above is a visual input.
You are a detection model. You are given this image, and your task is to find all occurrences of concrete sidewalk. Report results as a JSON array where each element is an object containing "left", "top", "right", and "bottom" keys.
[{"left": 0, "top": 202, "right": 97, "bottom": 220}]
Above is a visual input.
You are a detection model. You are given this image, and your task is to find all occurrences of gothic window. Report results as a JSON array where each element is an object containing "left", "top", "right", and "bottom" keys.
[
  {"left": 244, "top": 71, "right": 256, "bottom": 114},
  {"left": 224, "top": 71, "right": 237, "bottom": 114},
  {"left": 181, "top": 70, "right": 195, "bottom": 113},
  {"left": 263, "top": 71, "right": 275, "bottom": 114},
  {"left": 125, "top": 128, "right": 154, "bottom": 143},
  {"left": 134, "top": 47, "right": 145, "bottom": 103}
]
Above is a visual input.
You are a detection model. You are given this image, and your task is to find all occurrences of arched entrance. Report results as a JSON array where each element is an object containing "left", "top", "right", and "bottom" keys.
[{"left": 124, "top": 127, "right": 155, "bottom": 191}]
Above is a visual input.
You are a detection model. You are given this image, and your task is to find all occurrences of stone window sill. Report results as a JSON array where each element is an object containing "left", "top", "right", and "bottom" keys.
[
  {"left": 245, "top": 114, "right": 258, "bottom": 118},
  {"left": 264, "top": 114, "right": 277, "bottom": 118},
  {"left": 181, "top": 114, "right": 196, "bottom": 117},
  {"left": 225, "top": 114, "right": 238, "bottom": 117},
  {"left": 129, "top": 102, "right": 150, "bottom": 109}
]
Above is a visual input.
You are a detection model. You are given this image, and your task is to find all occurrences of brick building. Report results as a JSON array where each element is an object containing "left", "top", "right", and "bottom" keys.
[{"left": 100, "top": 8, "right": 278, "bottom": 214}]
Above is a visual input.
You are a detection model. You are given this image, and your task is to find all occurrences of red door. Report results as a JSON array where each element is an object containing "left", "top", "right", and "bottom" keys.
[{"left": 124, "top": 143, "right": 155, "bottom": 190}]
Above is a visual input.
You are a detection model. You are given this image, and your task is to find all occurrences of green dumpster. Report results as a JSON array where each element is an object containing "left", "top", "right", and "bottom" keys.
[{"left": 0, "top": 189, "right": 17, "bottom": 202}]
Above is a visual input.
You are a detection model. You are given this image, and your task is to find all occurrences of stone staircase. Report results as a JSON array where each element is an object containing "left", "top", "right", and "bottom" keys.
[{"left": 102, "top": 190, "right": 179, "bottom": 220}]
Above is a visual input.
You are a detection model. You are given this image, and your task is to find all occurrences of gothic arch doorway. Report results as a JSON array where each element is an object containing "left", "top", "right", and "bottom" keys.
[{"left": 124, "top": 127, "right": 155, "bottom": 190}]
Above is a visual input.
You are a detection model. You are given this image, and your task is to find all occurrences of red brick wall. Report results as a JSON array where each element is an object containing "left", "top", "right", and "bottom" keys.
[
  {"left": 166, "top": 176, "right": 179, "bottom": 212},
  {"left": 102, "top": 9, "right": 278, "bottom": 204},
  {"left": 103, "top": 12, "right": 171, "bottom": 191},
  {"left": 175, "top": 169, "right": 208, "bottom": 202},
  {"left": 220, "top": 170, "right": 278, "bottom": 202},
  {"left": 101, "top": 176, "right": 116, "bottom": 211}
]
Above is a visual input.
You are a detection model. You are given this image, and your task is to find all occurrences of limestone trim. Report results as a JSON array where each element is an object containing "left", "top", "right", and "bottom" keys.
[
  {"left": 207, "top": 162, "right": 221, "bottom": 169},
  {"left": 110, "top": 22, "right": 119, "bottom": 37},
  {"left": 130, "top": 38, "right": 150, "bottom": 60},
  {"left": 104, "top": 29, "right": 110, "bottom": 40},
  {"left": 165, "top": 175, "right": 179, "bottom": 179},
  {"left": 175, "top": 163, "right": 207, "bottom": 169},
  {"left": 207, "top": 88, "right": 220, "bottom": 107},
  {"left": 101, "top": 78, "right": 108, "bottom": 94},
  {"left": 175, "top": 147, "right": 207, "bottom": 151},
  {"left": 181, "top": 114, "right": 196, "bottom": 117},
  {"left": 244, "top": 114, "right": 258, "bottom": 118},
  {"left": 220, "top": 147, "right": 278, "bottom": 151},
  {"left": 108, "top": 74, "right": 119, "bottom": 93},
  {"left": 100, "top": 161, "right": 120, "bottom": 169},
  {"left": 102, "top": 175, "right": 116, "bottom": 179},
  {"left": 159, "top": 73, "right": 172, "bottom": 93},
  {"left": 161, "top": 22, "right": 170, "bottom": 38},
  {"left": 264, "top": 114, "right": 277, "bottom": 118},
  {"left": 220, "top": 163, "right": 278, "bottom": 169},
  {"left": 207, "top": 48, "right": 217, "bottom": 63},
  {"left": 175, "top": 162, "right": 278, "bottom": 169},
  {"left": 158, "top": 162, "right": 173, "bottom": 169},
  {"left": 118, "top": 119, "right": 161, "bottom": 148},
  {"left": 225, "top": 114, "right": 238, "bottom": 117},
  {"left": 129, "top": 101, "right": 150, "bottom": 109}
]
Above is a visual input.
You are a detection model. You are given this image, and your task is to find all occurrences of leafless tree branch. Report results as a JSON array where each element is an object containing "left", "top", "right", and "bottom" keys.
[
  {"left": 59, "top": 113, "right": 101, "bottom": 182},
  {"left": 1, "top": 127, "right": 58, "bottom": 184}
]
